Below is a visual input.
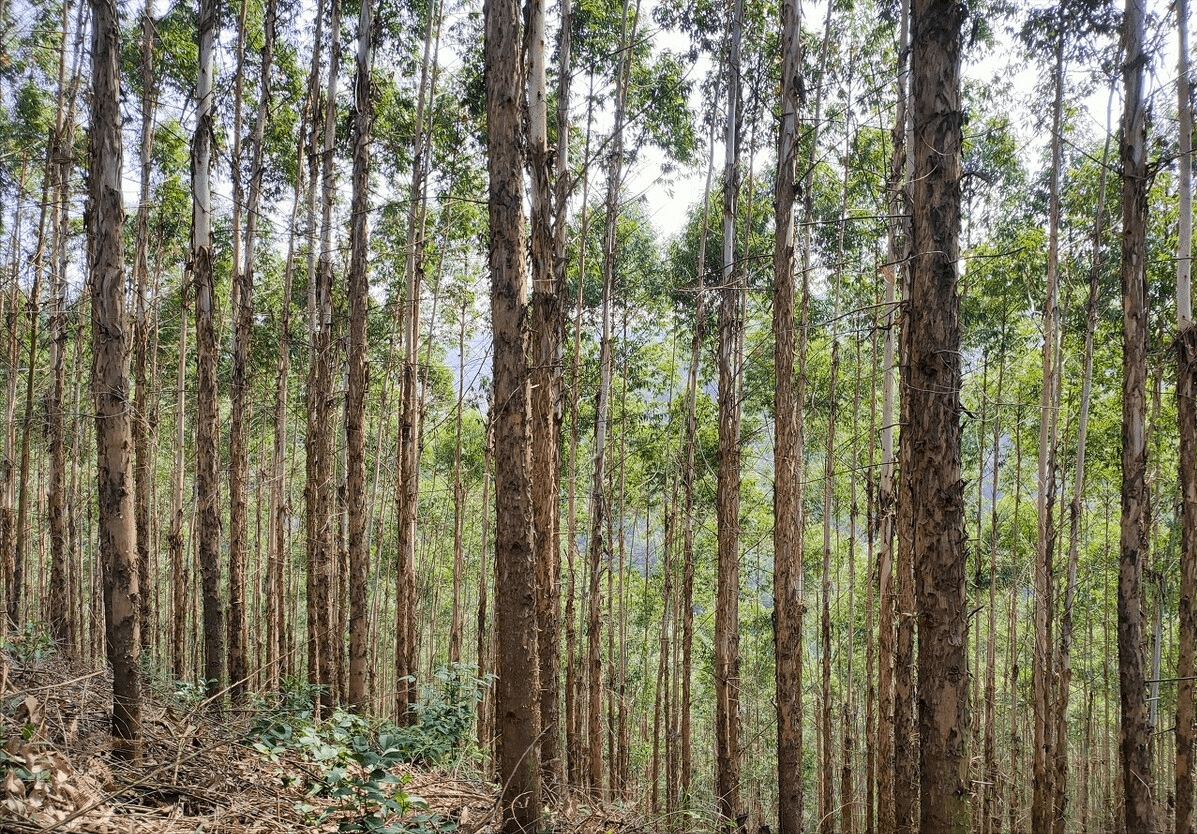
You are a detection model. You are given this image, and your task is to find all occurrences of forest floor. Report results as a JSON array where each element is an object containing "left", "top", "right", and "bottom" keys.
[{"left": 0, "top": 647, "right": 643, "bottom": 834}]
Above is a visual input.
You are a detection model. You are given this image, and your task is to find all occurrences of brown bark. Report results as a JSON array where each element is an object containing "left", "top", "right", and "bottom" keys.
[
  {"left": 193, "top": 0, "right": 225, "bottom": 708},
  {"left": 1176, "top": 0, "right": 1195, "bottom": 828},
  {"left": 47, "top": 0, "right": 82, "bottom": 652},
  {"left": 526, "top": 0, "right": 565, "bottom": 791},
  {"left": 347, "top": 0, "right": 375, "bottom": 712},
  {"left": 307, "top": 0, "right": 341, "bottom": 715},
  {"left": 485, "top": 0, "right": 542, "bottom": 820},
  {"left": 88, "top": 0, "right": 141, "bottom": 757},
  {"left": 904, "top": 0, "right": 969, "bottom": 828},
  {"left": 1117, "top": 0, "right": 1155, "bottom": 828},
  {"left": 715, "top": 0, "right": 744, "bottom": 819},
  {"left": 773, "top": 0, "right": 804, "bottom": 824},
  {"left": 1056, "top": 75, "right": 1115, "bottom": 834},
  {"left": 889, "top": 3, "right": 915, "bottom": 830},
  {"left": 131, "top": 0, "right": 156, "bottom": 659},
  {"left": 169, "top": 276, "right": 190, "bottom": 682},
  {"left": 394, "top": 0, "right": 440, "bottom": 722},
  {"left": 1033, "top": 36, "right": 1065, "bottom": 834}
]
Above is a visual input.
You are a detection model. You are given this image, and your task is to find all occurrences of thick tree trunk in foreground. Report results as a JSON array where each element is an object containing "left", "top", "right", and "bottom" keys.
[
  {"left": 88, "top": 0, "right": 140, "bottom": 757},
  {"left": 485, "top": 0, "right": 542, "bottom": 825},
  {"left": 904, "top": 0, "right": 969, "bottom": 829},
  {"left": 1117, "top": 0, "right": 1155, "bottom": 829}
]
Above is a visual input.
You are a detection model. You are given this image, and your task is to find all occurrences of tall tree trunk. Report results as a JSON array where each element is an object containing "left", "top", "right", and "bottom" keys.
[
  {"left": 589, "top": 0, "right": 637, "bottom": 794},
  {"left": 88, "top": 0, "right": 141, "bottom": 757},
  {"left": 1176, "top": 0, "right": 1196, "bottom": 826},
  {"left": 1117, "top": 0, "right": 1155, "bottom": 828},
  {"left": 773, "top": 0, "right": 804, "bottom": 824},
  {"left": 904, "top": 0, "right": 968, "bottom": 828},
  {"left": 47, "top": 0, "right": 82, "bottom": 652},
  {"left": 526, "top": 0, "right": 566, "bottom": 791},
  {"left": 307, "top": 0, "right": 342, "bottom": 715},
  {"left": 485, "top": 0, "right": 542, "bottom": 822},
  {"left": 881, "top": 2, "right": 910, "bottom": 829},
  {"left": 982, "top": 355, "right": 1007, "bottom": 834},
  {"left": 564, "top": 94, "right": 594, "bottom": 791},
  {"left": 1032, "top": 34, "right": 1065, "bottom": 834},
  {"left": 129, "top": 0, "right": 157, "bottom": 657},
  {"left": 346, "top": 0, "right": 375, "bottom": 712},
  {"left": 226, "top": 0, "right": 258, "bottom": 706},
  {"left": 715, "top": 0, "right": 744, "bottom": 820},
  {"left": 394, "top": 0, "right": 441, "bottom": 721},
  {"left": 193, "top": 0, "right": 225, "bottom": 708},
  {"left": 1056, "top": 74, "right": 1115, "bottom": 834},
  {"left": 680, "top": 104, "right": 717, "bottom": 814}
]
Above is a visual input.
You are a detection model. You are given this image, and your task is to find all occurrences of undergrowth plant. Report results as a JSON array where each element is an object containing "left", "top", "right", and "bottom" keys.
[{"left": 246, "top": 664, "right": 490, "bottom": 834}]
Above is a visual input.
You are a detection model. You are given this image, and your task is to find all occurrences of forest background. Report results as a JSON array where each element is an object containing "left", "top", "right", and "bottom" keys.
[{"left": 0, "top": 0, "right": 1193, "bottom": 829}]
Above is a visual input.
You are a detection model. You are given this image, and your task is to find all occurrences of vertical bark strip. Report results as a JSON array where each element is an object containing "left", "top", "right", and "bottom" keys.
[
  {"left": 485, "top": 0, "right": 542, "bottom": 823},
  {"left": 88, "top": 0, "right": 140, "bottom": 757},
  {"left": 1117, "top": 0, "right": 1155, "bottom": 829},
  {"left": 904, "top": 0, "right": 968, "bottom": 829}
]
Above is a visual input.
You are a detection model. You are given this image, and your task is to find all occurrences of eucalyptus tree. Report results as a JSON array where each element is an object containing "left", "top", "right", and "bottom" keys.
[
  {"left": 89, "top": 0, "right": 140, "bottom": 758},
  {"left": 902, "top": 0, "right": 968, "bottom": 828},
  {"left": 485, "top": 0, "right": 542, "bottom": 822},
  {"left": 346, "top": 0, "right": 376, "bottom": 713},
  {"left": 45, "top": 0, "right": 83, "bottom": 652},
  {"left": 1116, "top": 0, "right": 1154, "bottom": 827},
  {"left": 773, "top": 0, "right": 804, "bottom": 825},
  {"left": 193, "top": 0, "right": 225, "bottom": 707},
  {"left": 306, "top": 0, "right": 342, "bottom": 714},
  {"left": 1176, "top": 0, "right": 1196, "bottom": 827}
]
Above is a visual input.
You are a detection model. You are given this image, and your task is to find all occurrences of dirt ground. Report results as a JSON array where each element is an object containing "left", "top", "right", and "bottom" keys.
[{"left": 0, "top": 650, "right": 645, "bottom": 834}]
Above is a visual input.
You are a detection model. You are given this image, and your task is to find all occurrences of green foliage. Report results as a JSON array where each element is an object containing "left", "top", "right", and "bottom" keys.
[
  {"left": 0, "top": 622, "right": 56, "bottom": 664},
  {"left": 246, "top": 672, "right": 482, "bottom": 834}
]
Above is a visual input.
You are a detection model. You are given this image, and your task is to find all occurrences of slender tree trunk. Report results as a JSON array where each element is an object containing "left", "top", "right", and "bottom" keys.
[
  {"left": 128, "top": 0, "right": 157, "bottom": 658},
  {"left": 1117, "top": 0, "right": 1155, "bottom": 828},
  {"left": 680, "top": 104, "right": 718, "bottom": 815},
  {"left": 773, "top": 0, "right": 804, "bottom": 824},
  {"left": 589, "top": 0, "right": 637, "bottom": 794},
  {"left": 564, "top": 94, "right": 594, "bottom": 791},
  {"left": 395, "top": 0, "right": 441, "bottom": 721},
  {"left": 266, "top": 53, "right": 309, "bottom": 694},
  {"left": 715, "top": 0, "right": 745, "bottom": 821},
  {"left": 193, "top": 0, "right": 225, "bottom": 708},
  {"left": 346, "top": 0, "right": 375, "bottom": 712},
  {"left": 307, "top": 0, "right": 342, "bottom": 715},
  {"left": 88, "top": 0, "right": 140, "bottom": 757},
  {"left": 526, "top": 0, "right": 566, "bottom": 791},
  {"left": 983, "top": 355, "right": 1006, "bottom": 834},
  {"left": 1176, "top": 0, "right": 1196, "bottom": 824},
  {"left": 883, "top": 3, "right": 910, "bottom": 830},
  {"left": 904, "top": 0, "right": 968, "bottom": 828},
  {"left": 485, "top": 0, "right": 542, "bottom": 822},
  {"left": 47, "top": 0, "right": 82, "bottom": 652},
  {"left": 1056, "top": 74, "right": 1115, "bottom": 834},
  {"left": 1032, "top": 35, "right": 1065, "bottom": 834}
]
